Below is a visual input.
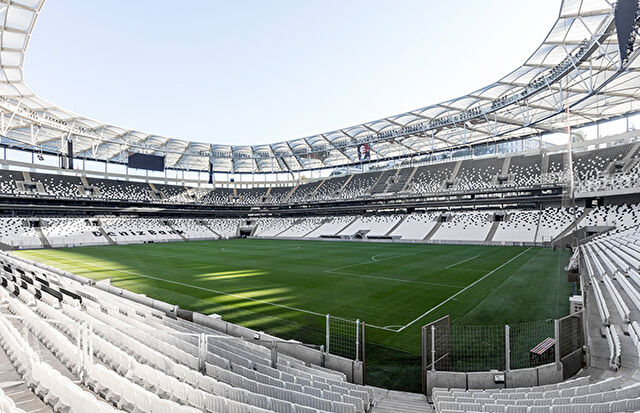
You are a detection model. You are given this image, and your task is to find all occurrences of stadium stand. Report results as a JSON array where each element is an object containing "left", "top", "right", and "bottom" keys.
[
  {"left": 0, "top": 138, "right": 638, "bottom": 207},
  {"left": 431, "top": 212, "right": 493, "bottom": 243},
  {"left": 1, "top": 0, "right": 640, "bottom": 411},
  {"left": 3, "top": 205, "right": 640, "bottom": 248},
  {"left": 278, "top": 218, "right": 326, "bottom": 238}
]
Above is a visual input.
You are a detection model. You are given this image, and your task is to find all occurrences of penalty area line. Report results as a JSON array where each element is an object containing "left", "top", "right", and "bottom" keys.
[
  {"left": 445, "top": 254, "right": 480, "bottom": 269},
  {"left": 396, "top": 247, "right": 533, "bottom": 333}
]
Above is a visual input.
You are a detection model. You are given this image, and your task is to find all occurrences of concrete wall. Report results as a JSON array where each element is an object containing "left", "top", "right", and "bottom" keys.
[
  {"left": 538, "top": 362, "right": 563, "bottom": 385},
  {"left": 506, "top": 367, "right": 538, "bottom": 388},
  {"left": 467, "top": 371, "right": 505, "bottom": 390},
  {"left": 426, "top": 363, "right": 564, "bottom": 396},
  {"left": 426, "top": 371, "right": 466, "bottom": 395}
]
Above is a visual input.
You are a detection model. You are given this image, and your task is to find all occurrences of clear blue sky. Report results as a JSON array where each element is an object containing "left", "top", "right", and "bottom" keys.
[{"left": 24, "top": 1, "right": 558, "bottom": 146}]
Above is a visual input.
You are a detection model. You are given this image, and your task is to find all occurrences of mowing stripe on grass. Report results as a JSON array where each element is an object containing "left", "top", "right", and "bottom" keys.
[
  {"left": 396, "top": 247, "right": 533, "bottom": 332},
  {"left": 445, "top": 254, "right": 480, "bottom": 269},
  {"left": 27, "top": 250, "right": 400, "bottom": 332}
]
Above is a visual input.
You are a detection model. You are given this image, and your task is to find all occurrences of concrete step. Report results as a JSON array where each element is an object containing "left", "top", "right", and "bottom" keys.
[
  {"left": 371, "top": 389, "right": 431, "bottom": 413},
  {"left": 424, "top": 222, "right": 443, "bottom": 241}
]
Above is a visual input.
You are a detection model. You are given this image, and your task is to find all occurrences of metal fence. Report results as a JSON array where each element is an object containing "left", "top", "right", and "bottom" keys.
[
  {"left": 422, "top": 311, "right": 584, "bottom": 374},
  {"left": 325, "top": 314, "right": 363, "bottom": 361},
  {"left": 509, "top": 319, "right": 555, "bottom": 369}
]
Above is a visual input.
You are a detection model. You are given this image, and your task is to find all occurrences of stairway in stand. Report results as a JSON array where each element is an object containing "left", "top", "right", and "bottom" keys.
[{"left": 370, "top": 388, "right": 431, "bottom": 413}]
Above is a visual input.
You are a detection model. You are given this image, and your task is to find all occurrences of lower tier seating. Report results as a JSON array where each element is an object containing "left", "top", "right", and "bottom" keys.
[{"left": 0, "top": 252, "right": 374, "bottom": 412}]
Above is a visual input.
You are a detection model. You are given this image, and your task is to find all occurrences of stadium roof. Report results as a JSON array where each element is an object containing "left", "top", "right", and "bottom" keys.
[{"left": 0, "top": 0, "right": 638, "bottom": 173}]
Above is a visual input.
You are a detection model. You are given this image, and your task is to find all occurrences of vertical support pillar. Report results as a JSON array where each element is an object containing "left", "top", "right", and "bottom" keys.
[
  {"left": 505, "top": 325, "right": 511, "bottom": 372},
  {"left": 325, "top": 314, "right": 330, "bottom": 354},
  {"left": 555, "top": 319, "right": 561, "bottom": 369},
  {"left": 355, "top": 319, "right": 360, "bottom": 361}
]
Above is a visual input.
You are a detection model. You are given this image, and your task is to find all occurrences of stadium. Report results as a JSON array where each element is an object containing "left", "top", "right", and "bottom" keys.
[{"left": 0, "top": 0, "right": 639, "bottom": 412}]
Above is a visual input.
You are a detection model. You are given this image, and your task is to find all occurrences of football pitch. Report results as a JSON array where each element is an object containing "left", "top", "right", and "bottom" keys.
[{"left": 15, "top": 239, "right": 572, "bottom": 390}]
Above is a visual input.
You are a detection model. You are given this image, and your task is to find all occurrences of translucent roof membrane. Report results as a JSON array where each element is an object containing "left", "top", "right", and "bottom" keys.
[{"left": 0, "top": 0, "right": 638, "bottom": 173}]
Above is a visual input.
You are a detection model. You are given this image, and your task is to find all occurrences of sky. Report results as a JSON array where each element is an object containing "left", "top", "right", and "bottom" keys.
[{"left": 24, "top": 0, "right": 559, "bottom": 147}]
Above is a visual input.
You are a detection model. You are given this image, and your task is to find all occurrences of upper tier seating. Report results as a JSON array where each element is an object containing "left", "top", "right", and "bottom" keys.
[
  {"left": 339, "top": 172, "right": 379, "bottom": 199},
  {"left": 0, "top": 140, "right": 638, "bottom": 206},
  {"left": 30, "top": 171, "right": 83, "bottom": 198},
  {"left": 456, "top": 157, "right": 502, "bottom": 191},
  {"left": 507, "top": 154, "right": 542, "bottom": 187},
  {"left": 409, "top": 162, "right": 455, "bottom": 194},
  {"left": 572, "top": 144, "right": 633, "bottom": 181},
  {"left": 0, "top": 169, "right": 19, "bottom": 195},
  {"left": 87, "top": 177, "right": 155, "bottom": 202}
]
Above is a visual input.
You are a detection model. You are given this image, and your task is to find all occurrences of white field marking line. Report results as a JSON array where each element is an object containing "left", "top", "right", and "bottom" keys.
[
  {"left": 445, "top": 254, "right": 481, "bottom": 269},
  {"left": 326, "top": 269, "right": 466, "bottom": 289},
  {"left": 396, "top": 247, "right": 534, "bottom": 332},
  {"left": 325, "top": 249, "right": 465, "bottom": 288},
  {"left": 28, "top": 251, "right": 398, "bottom": 332},
  {"left": 371, "top": 252, "right": 402, "bottom": 262},
  {"left": 326, "top": 250, "right": 429, "bottom": 273}
]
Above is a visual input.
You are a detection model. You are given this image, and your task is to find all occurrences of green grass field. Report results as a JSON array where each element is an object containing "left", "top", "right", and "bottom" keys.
[{"left": 15, "top": 239, "right": 572, "bottom": 391}]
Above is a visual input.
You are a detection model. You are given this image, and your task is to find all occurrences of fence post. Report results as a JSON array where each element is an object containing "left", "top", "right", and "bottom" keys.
[
  {"left": 325, "top": 314, "right": 330, "bottom": 355},
  {"left": 431, "top": 324, "right": 436, "bottom": 372},
  {"left": 505, "top": 325, "right": 510, "bottom": 372},
  {"left": 355, "top": 319, "right": 360, "bottom": 361},
  {"left": 421, "top": 326, "right": 426, "bottom": 394},
  {"left": 361, "top": 321, "right": 366, "bottom": 386},
  {"left": 554, "top": 319, "right": 561, "bottom": 370}
]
